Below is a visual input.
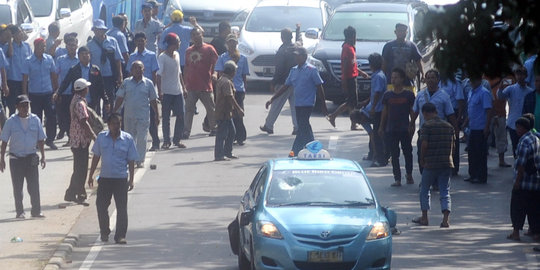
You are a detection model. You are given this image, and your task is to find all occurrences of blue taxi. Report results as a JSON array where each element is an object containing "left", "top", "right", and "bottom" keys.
[{"left": 228, "top": 141, "right": 396, "bottom": 270}]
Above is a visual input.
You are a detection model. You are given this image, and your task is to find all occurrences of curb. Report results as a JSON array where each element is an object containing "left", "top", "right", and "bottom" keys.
[{"left": 43, "top": 234, "right": 79, "bottom": 270}]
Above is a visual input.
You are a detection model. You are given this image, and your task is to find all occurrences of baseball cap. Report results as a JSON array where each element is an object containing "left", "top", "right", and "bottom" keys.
[
  {"left": 171, "top": 10, "right": 184, "bottom": 22},
  {"left": 16, "top": 95, "right": 31, "bottom": 104},
  {"left": 93, "top": 19, "right": 108, "bottom": 30},
  {"left": 293, "top": 46, "right": 308, "bottom": 55},
  {"left": 146, "top": 0, "right": 162, "bottom": 7},
  {"left": 142, "top": 3, "right": 152, "bottom": 9},
  {"left": 226, "top": 34, "right": 238, "bottom": 42},
  {"left": 34, "top": 37, "right": 45, "bottom": 47},
  {"left": 74, "top": 78, "right": 92, "bottom": 91}
]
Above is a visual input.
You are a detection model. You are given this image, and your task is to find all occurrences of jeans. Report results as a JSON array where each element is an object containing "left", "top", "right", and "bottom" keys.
[
  {"left": 65, "top": 146, "right": 89, "bottom": 201},
  {"left": 292, "top": 106, "right": 314, "bottom": 156},
  {"left": 468, "top": 130, "right": 488, "bottom": 181},
  {"left": 5, "top": 80, "right": 23, "bottom": 115},
  {"left": 511, "top": 189, "right": 540, "bottom": 232},
  {"left": 29, "top": 93, "right": 57, "bottom": 143},
  {"left": 234, "top": 91, "right": 246, "bottom": 143},
  {"left": 96, "top": 178, "right": 128, "bottom": 241},
  {"left": 263, "top": 85, "right": 297, "bottom": 131},
  {"left": 420, "top": 168, "right": 452, "bottom": 212},
  {"left": 162, "top": 94, "right": 184, "bottom": 144},
  {"left": 215, "top": 119, "right": 235, "bottom": 159},
  {"left": 149, "top": 107, "right": 160, "bottom": 148},
  {"left": 124, "top": 117, "right": 149, "bottom": 163},
  {"left": 385, "top": 130, "right": 413, "bottom": 181},
  {"left": 184, "top": 91, "right": 216, "bottom": 136},
  {"left": 57, "top": 94, "right": 73, "bottom": 136},
  {"left": 9, "top": 154, "right": 41, "bottom": 216},
  {"left": 507, "top": 127, "right": 519, "bottom": 157}
]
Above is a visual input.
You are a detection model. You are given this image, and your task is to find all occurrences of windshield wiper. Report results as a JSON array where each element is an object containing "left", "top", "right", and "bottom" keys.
[{"left": 340, "top": 201, "right": 374, "bottom": 207}]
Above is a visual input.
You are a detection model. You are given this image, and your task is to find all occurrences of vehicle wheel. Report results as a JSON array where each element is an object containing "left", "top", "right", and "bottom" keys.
[{"left": 237, "top": 236, "right": 250, "bottom": 270}]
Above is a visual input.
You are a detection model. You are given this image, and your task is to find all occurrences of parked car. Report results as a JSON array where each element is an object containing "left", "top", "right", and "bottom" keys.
[
  {"left": 228, "top": 141, "right": 397, "bottom": 270},
  {"left": 28, "top": 0, "right": 93, "bottom": 44},
  {"left": 0, "top": 0, "right": 41, "bottom": 48},
  {"left": 238, "top": 0, "right": 332, "bottom": 81},
  {"left": 308, "top": 0, "right": 430, "bottom": 103}
]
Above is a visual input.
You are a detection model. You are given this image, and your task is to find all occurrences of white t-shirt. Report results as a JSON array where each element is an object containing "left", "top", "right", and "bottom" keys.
[{"left": 157, "top": 51, "right": 183, "bottom": 95}]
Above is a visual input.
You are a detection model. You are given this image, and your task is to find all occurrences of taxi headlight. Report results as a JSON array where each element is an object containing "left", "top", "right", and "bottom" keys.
[
  {"left": 238, "top": 43, "right": 254, "bottom": 56},
  {"left": 257, "top": 221, "right": 283, "bottom": 239},
  {"left": 366, "top": 222, "right": 389, "bottom": 241}
]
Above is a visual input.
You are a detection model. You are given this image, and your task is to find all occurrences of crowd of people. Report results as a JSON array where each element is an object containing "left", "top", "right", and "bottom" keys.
[{"left": 0, "top": 1, "right": 539, "bottom": 245}]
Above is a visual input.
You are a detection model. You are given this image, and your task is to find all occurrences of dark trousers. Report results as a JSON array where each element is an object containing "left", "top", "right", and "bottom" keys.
[
  {"left": 234, "top": 91, "right": 246, "bottom": 143},
  {"left": 468, "top": 130, "right": 488, "bottom": 181},
  {"left": 149, "top": 107, "right": 160, "bottom": 148},
  {"left": 65, "top": 146, "right": 89, "bottom": 201},
  {"left": 385, "top": 130, "right": 413, "bottom": 181},
  {"left": 5, "top": 80, "right": 23, "bottom": 115},
  {"left": 417, "top": 137, "right": 424, "bottom": 174},
  {"left": 371, "top": 112, "right": 385, "bottom": 163},
  {"left": 452, "top": 134, "right": 460, "bottom": 173},
  {"left": 292, "top": 106, "right": 314, "bottom": 156},
  {"left": 29, "top": 93, "right": 56, "bottom": 143},
  {"left": 508, "top": 127, "right": 519, "bottom": 157},
  {"left": 9, "top": 154, "right": 41, "bottom": 216},
  {"left": 96, "top": 178, "right": 128, "bottom": 241},
  {"left": 57, "top": 94, "right": 73, "bottom": 136},
  {"left": 511, "top": 189, "right": 540, "bottom": 232},
  {"left": 162, "top": 94, "right": 184, "bottom": 144},
  {"left": 101, "top": 76, "right": 116, "bottom": 118},
  {"left": 215, "top": 119, "right": 236, "bottom": 159}
]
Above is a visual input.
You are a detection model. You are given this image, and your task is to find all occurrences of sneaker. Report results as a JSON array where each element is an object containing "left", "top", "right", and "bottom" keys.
[
  {"left": 45, "top": 141, "right": 58, "bottom": 150},
  {"left": 115, "top": 238, "right": 127, "bottom": 244},
  {"left": 148, "top": 146, "right": 159, "bottom": 152},
  {"left": 16, "top": 213, "right": 25, "bottom": 219},
  {"left": 161, "top": 142, "right": 171, "bottom": 150},
  {"left": 259, "top": 125, "right": 274, "bottom": 134},
  {"left": 236, "top": 141, "right": 245, "bottom": 146},
  {"left": 214, "top": 157, "right": 230, "bottom": 161},
  {"left": 56, "top": 132, "right": 65, "bottom": 140},
  {"left": 226, "top": 154, "right": 239, "bottom": 159},
  {"left": 174, "top": 142, "right": 187, "bottom": 148},
  {"left": 202, "top": 123, "right": 210, "bottom": 132},
  {"left": 31, "top": 213, "right": 46, "bottom": 218}
]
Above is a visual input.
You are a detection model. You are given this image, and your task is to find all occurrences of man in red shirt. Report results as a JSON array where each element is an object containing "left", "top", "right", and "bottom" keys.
[
  {"left": 183, "top": 28, "right": 219, "bottom": 138},
  {"left": 327, "top": 26, "right": 368, "bottom": 130}
]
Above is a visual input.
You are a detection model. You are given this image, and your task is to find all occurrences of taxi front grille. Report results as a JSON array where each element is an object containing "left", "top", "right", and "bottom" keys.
[
  {"left": 293, "top": 233, "right": 357, "bottom": 248},
  {"left": 252, "top": 54, "right": 275, "bottom": 66},
  {"left": 293, "top": 261, "right": 356, "bottom": 270}
]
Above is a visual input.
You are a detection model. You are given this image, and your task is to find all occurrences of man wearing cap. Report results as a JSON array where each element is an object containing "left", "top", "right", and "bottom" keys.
[
  {"left": 214, "top": 60, "right": 244, "bottom": 161},
  {"left": 108, "top": 16, "right": 130, "bottom": 64},
  {"left": 3, "top": 25, "right": 32, "bottom": 116},
  {"left": 54, "top": 35, "right": 80, "bottom": 143},
  {"left": 87, "top": 19, "right": 123, "bottom": 117},
  {"left": 135, "top": 3, "right": 163, "bottom": 53},
  {"left": 0, "top": 95, "right": 47, "bottom": 219},
  {"left": 159, "top": 10, "right": 203, "bottom": 69},
  {"left": 22, "top": 38, "right": 59, "bottom": 150},
  {"left": 215, "top": 34, "right": 249, "bottom": 145},
  {"left": 265, "top": 46, "right": 329, "bottom": 156},
  {"left": 114, "top": 61, "right": 159, "bottom": 168},
  {"left": 64, "top": 79, "right": 96, "bottom": 203},
  {"left": 147, "top": 0, "right": 163, "bottom": 22}
]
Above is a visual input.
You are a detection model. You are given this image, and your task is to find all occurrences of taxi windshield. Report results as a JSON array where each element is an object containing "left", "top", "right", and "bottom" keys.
[{"left": 266, "top": 170, "right": 374, "bottom": 207}]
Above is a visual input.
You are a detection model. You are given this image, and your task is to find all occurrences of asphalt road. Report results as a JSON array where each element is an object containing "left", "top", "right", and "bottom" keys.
[{"left": 2, "top": 86, "right": 540, "bottom": 269}]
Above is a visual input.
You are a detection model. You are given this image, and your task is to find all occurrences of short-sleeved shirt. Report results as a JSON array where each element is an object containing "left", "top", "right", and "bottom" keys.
[
  {"left": 107, "top": 27, "right": 129, "bottom": 55},
  {"left": 116, "top": 77, "right": 158, "bottom": 120},
  {"left": 467, "top": 86, "right": 493, "bottom": 130},
  {"left": 514, "top": 131, "right": 540, "bottom": 191},
  {"left": 56, "top": 54, "right": 79, "bottom": 95},
  {"left": 272, "top": 42, "right": 297, "bottom": 85},
  {"left": 159, "top": 23, "right": 193, "bottom": 66},
  {"left": 55, "top": 47, "right": 68, "bottom": 59},
  {"left": 87, "top": 36, "right": 123, "bottom": 77},
  {"left": 439, "top": 78, "right": 464, "bottom": 109},
  {"left": 381, "top": 39, "right": 422, "bottom": 80},
  {"left": 382, "top": 90, "right": 415, "bottom": 132},
  {"left": 184, "top": 43, "right": 218, "bottom": 92},
  {"left": 497, "top": 83, "right": 533, "bottom": 129},
  {"left": 157, "top": 51, "right": 183, "bottom": 95},
  {"left": 127, "top": 49, "right": 159, "bottom": 80},
  {"left": 7, "top": 41, "right": 32, "bottom": 81},
  {"left": 69, "top": 94, "right": 91, "bottom": 148},
  {"left": 23, "top": 54, "right": 56, "bottom": 94},
  {"left": 210, "top": 36, "right": 227, "bottom": 56},
  {"left": 92, "top": 130, "right": 139, "bottom": 179},
  {"left": 525, "top": 55, "right": 537, "bottom": 89},
  {"left": 215, "top": 52, "right": 250, "bottom": 92},
  {"left": 413, "top": 88, "right": 454, "bottom": 127},
  {"left": 285, "top": 63, "right": 324, "bottom": 107},
  {"left": 215, "top": 75, "right": 235, "bottom": 121},
  {"left": 134, "top": 18, "right": 163, "bottom": 53},
  {"left": 365, "top": 69, "right": 386, "bottom": 113},
  {"left": 0, "top": 47, "right": 7, "bottom": 83},
  {"left": 419, "top": 117, "right": 455, "bottom": 169},
  {"left": 341, "top": 43, "right": 358, "bottom": 80},
  {"left": 0, "top": 113, "right": 46, "bottom": 157}
]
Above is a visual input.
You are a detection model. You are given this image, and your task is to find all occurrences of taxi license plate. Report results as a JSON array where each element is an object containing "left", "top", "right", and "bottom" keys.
[{"left": 307, "top": 251, "right": 343, "bottom": 262}]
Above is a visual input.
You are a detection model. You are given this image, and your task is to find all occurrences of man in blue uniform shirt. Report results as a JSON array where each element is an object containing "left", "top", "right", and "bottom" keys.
[{"left": 55, "top": 36, "right": 80, "bottom": 142}]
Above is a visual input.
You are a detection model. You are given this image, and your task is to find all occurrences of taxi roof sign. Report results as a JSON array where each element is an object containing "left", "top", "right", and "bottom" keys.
[{"left": 297, "top": 141, "right": 331, "bottom": 160}]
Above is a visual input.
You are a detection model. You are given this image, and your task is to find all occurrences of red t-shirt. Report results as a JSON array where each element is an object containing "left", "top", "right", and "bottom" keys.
[
  {"left": 341, "top": 43, "right": 358, "bottom": 80},
  {"left": 184, "top": 43, "right": 218, "bottom": 91}
]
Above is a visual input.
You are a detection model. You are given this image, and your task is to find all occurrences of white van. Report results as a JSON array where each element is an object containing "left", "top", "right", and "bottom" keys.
[
  {"left": 0, "top": 0, "right": 41, "bottom": 48},
  {"left": 27, "top": 0, "right": 93, "bottom": 44}
]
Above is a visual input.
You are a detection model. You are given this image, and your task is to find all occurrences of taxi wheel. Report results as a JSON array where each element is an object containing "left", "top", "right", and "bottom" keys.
[{"left": 237, "top": 238, "right": 250, "bottom": 270}]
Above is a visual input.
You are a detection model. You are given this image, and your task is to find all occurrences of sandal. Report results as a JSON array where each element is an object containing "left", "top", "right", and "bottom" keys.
[{"left": 412, "top": 217, "right": 428, "bottom": 226}]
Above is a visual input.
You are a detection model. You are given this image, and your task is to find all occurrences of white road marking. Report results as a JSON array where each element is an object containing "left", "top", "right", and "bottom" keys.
[
  {"left": 328, "top": 136, "right": 339, "bottom": 150},
  {"left": 79, "top": 152, "right": 154, "bottom": 270}
]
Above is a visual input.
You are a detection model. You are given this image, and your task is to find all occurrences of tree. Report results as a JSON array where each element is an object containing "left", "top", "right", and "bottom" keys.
[{"left": 420, "top": 0, "right": 539, "bottom": 79}]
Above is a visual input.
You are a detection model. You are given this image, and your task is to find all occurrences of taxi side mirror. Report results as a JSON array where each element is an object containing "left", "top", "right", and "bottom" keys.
[{"left": 240, "top": 208, "right": 254, "bottom": 226}]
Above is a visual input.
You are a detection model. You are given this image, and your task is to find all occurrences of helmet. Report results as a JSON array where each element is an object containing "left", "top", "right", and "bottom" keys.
[{"left": 171, "top": 10, "right": 184, "bottom": 22}]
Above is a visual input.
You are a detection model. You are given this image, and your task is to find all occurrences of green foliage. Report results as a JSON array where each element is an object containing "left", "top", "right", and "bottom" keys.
[{"left": 420, "top": 0, "right": 539, "bottom": 79}]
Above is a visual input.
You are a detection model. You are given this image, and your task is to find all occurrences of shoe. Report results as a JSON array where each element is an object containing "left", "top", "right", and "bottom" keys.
[
  {"left": 31, "top": 213, "right": 45, "bottom": 218},
  {"left": 464, "top": 177, "right": 475, "bottom": 182},
  {"left": 214, "top": 157, "right": 230, "bottom": 161},
  {"left": 226, "top": 154, "right": 239, "bottom": 159},
  {"left": 115, "top": 238, "right": 127, "bottom": 244},
  {"left": 237, "top": 141, "right": 245, "bottom": 146},
  {"left": 16, "top": 213, "right": 26, "bottom": 219},
  {"left": 259, "top": 125, "right": 274, "bottom": 134},
  {"left": 136, "top": 162, "right": 144, "bottom": 168},
  {"left": 100, "top": 234, "right": 109, "bottom": 242},
  {"left": 46, "top": 141, "right": 58, "bottom": 150},
  {"left": 56, "top": 132, "right": 65, "bottom": 140},
  {"left": 209, "top": 130, "right": 217, "bottom": 136},
  {"left": 351, "top": 123, "right": 362, "bottom": 130},
  {"left": 390, "top": 181, "right": 401, "bottom": 187},
  {"left": 412, "top": 217, "right": 428, "bottom": 226},
  {"left": 440, "top": 222, "right": 450, "bottom": 228},
  {"left": 148, "top": 146, "right": 159, "bottom": 152},
  {"left": 202, "top": 123, "right": 210, "bottom": 132},
  {"left": 64, "top": 194, "right": 77, "bottom": 202},
  {"left": 370, "top": 161, "right": 383, "bottom": 167},
  {"left": 161, "top": 142, "right": 171, "bottom": 150},
  {"left": 292, "top": 130, "right": 297, "bottom": 135},
  {"left": 406, "top": 174, "right": 414, "bottom": 184},
  {"left": 174, "top": 142, "right": 187, "bottom": 148}
]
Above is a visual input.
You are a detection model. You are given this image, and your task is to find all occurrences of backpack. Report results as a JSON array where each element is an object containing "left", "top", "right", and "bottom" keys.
[{"left": 87, "top": 107, "right": 105, "bottom": 135}]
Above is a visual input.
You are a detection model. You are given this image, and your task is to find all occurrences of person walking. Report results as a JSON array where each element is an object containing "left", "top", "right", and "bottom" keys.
[
  {"left": 114, "top": 61, "right": 159, "bottom": 168},
  {"left": 265, "top": 46, "right": 328, "bottom": 156},
  {"left": 134, "top": 3, "right": 163, "bottom": 53},
  {"left": 88, "top": 113, "right": 138, "bottom": 244},
  {"left": 0, "top": 95, "right": 46, "bottom": 219},
  {"left": 64, "top": 79, "right": 96, "bottom": 204},
  {"left": 379, "top": 68, "right": 415, "bottom": 186},
  {"left": 215, "top": 34, "right": 249, "bottom": 145},
  {"left": 214, "top": 61, "right": 244, "bottom": 161},
  {"left": 260, "top": 28, "right": 300, "bottom": 135},
  {"left": 157, "top": 33, "right": 187, "bottom": 149},
  {"left": 22, "top": 38, "right": 58, "bottom": 150},
  {"left": 3, "top": 25, "right": 32, "bottom": 116},
  {"left": 413, "top": 103, "right": 455, "bottom": 227},
  {"left": 159, "top": 10, "right": 202, "bottom": 69},
  {"left": 183, "top": 28, "right": 218, "bottom": 138}
]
